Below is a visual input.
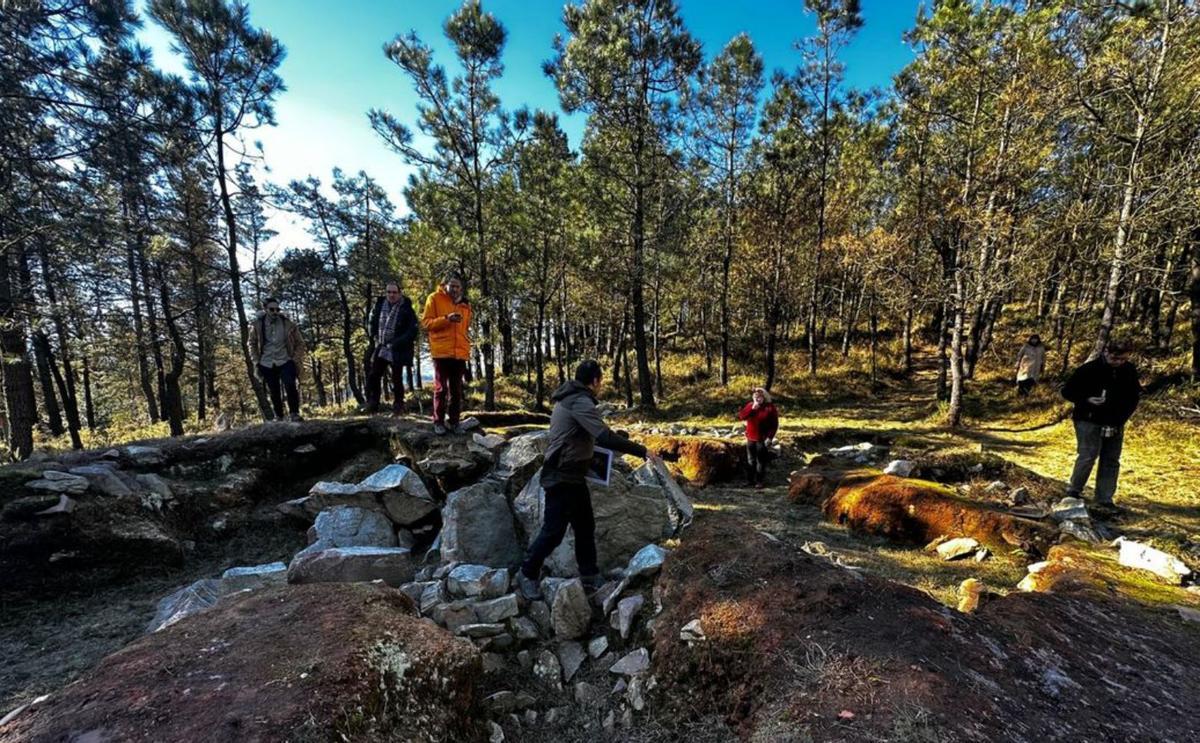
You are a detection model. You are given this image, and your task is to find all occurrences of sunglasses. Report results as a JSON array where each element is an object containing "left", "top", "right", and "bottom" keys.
[{"left": 267, "top": 307, "right": 280, "bottom": 313}]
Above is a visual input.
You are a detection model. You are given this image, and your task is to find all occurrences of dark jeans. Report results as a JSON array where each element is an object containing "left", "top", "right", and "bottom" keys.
[
  {"left": 521, "top": 482, "right": 597, "bottom": 579},
  {"left": 1017, "top": 379, "right": 1036, "bottom": 396},
  {"left": 746, "top": 441, "right": 769, "bottom": 484},
  {"left": 259, "top": 361, "right": 300, "bottom": 419},
  {"left": 1067, "top": 420, "right": 1124, "bottom": 504},
  {"left": 433, "top": 358, "right": 465, "bottom": 426},
  {"left": 365, "top": 352, "right": 405, "bottom": 413}
]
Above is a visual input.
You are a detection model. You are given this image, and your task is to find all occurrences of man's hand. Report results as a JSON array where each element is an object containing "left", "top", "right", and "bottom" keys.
[
  {"left": 1086, "top": 395, "right": 1105, "bottom": 406},
  {"left": 447, "top": 312, "right": 463, "bottom": 323}
]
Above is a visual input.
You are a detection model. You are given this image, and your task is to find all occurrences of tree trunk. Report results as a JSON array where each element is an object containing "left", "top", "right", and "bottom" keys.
[
  {"left": 214, "top": 110, "right": 272, "bottom": 420},
  {"left": 0, "top": 248, "right": 36, "bottom": 459},
  {"left": 31, "top": 333, "right": 63, "bottom": 436},
  {"left": 82, "top": 353, "right": 96, "bottom": 430},
  {"left": 156, "top": 264, "right": 186, "bottom": 437},
  {"left": 948, "top": 265, "right": 967, "bottom": 428},
  {"left": 1190, "top": 226, "right": 1200, "bottom": 381}
]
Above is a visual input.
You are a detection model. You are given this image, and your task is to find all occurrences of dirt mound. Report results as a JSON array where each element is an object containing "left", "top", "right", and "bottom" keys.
[
  {"left": 649, "top": 513, "right": 1200, "bottom": 742},
  {"left": 0, "top": 582, "right": 482, "bottom": 743},
  {"left": 638, "top": 435, "right": 743, "bottom": 486},
  {"left": 789, "top": 469, "right": 1057, "bottom": 554},
  {"left": 1018, "top": 542, "right": 1200, "bottom": 609}
]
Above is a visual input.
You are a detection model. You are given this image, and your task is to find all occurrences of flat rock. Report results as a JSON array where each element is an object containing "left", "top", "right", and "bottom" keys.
[
  {"left": 146, "top": 578, "right": 222, "bottom": 633},
  {"left": 440, "top": 479, "right": 523, "bottom": 567},
  {"left": 1059, "top": 519, "right": 1102, "bottom": 544},
  {"left": 937, "top": 537, "right": 981, "bottom": 561},
  {"left": 1051, "top": 497, "right": 1089, "bottom": 522},
  {"left": 510, "top": 616, "right": 540, "bottom": 641},
  {"left": 1116, "top": 538, "right": 1192, "bottom": 584},
  {"left": 287, "top": 546, "right": 414, "bottom": 587},
  {"left": 633, "top": 458, "right": 693, "bottom": 530},
  {"left": 25, "top": 471, "right": 89, "bottom": 495},
  {"left": 69, "top": 465, "right": 133, "bottom": 497},
  {"left": 609, "top": 648, "right": 651, "bottom": 676},
  {"left": 220, "top": 562, "right": 287, "bottom": 592},
  {"left": 456, "top": 623, "right": 508, "bottom": 639}
]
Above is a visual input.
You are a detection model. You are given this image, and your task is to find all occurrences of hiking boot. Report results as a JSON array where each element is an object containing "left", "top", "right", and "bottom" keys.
[
  {"left": 517, "top": 571, "right": 543, "bottom": 601},
  {"left": 452, "top": 422, "right": 467, "bottom": 435},
  {"left": 433, "top": 422, "right": 448, "bottom": 436},
  {"left": 581, "top": 573, "right": 604, "bottom": 594}
]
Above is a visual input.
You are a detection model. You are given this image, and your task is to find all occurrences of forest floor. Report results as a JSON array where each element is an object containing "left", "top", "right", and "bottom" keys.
[{"left": 4, "top": 346, "right": 1198, "bottom": 733}]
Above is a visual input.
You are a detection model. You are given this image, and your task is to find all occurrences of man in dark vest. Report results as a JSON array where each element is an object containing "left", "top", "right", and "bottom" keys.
[
  {"left": 366, "top": 281, "right": 418, "bottom": 416},
  {"left": 1061, "top": 339, "right": 1141, "bottom": 511}
]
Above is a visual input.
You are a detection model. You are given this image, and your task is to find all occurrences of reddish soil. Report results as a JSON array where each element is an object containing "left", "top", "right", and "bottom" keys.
[
  {"left": 789, "top": 468, "right": 1058, "bottom": 554},
  {"left": 0, "top": 583, "right": 482, "bottom": 743},
  {"left": 639, "top": 435, "right": 744, "bottom": 486},
  {"left": 650, "top": 513, "right": 1200, "bottom": 742}
]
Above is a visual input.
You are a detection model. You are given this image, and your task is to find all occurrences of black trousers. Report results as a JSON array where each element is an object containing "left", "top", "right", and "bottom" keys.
[
  {"left": 1017, "top": 378, "right": 1036, "bottom": 396},
  {"left": 746, "top": 441, "right": 769, "bottom": 484},
  {"left": 259, "top": 361, "right": 300, "bottom": 419},
  {"left": 521, "top": 481, "right": 597, "bottom": 579},
  {"left": 366, "top": 352, "right": 405, "bottom": 413}
]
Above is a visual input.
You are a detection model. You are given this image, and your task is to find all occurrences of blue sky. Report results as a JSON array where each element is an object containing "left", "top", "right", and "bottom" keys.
[{"left": 140, "top": 0, "right": 921, "bottom": 255}]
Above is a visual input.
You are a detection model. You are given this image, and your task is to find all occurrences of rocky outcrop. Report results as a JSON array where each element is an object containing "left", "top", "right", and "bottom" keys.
[{"left": 0, "top": 583, "right": 483, "bottom": 742}]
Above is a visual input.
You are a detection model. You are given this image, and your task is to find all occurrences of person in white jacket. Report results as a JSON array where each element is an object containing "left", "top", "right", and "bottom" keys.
[{"left": 1015, "top": 334, "right": 1046, "bottom": 396}]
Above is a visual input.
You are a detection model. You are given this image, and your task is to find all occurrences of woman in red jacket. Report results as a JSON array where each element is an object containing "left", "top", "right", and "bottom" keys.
[{"left": 738, "top": 387, "right": 779, "bottom": 489}]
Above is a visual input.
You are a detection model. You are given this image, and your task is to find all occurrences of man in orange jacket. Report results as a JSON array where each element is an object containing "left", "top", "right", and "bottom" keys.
[{"left": 421, "top": 273, "right": 472, "bottom": 435}]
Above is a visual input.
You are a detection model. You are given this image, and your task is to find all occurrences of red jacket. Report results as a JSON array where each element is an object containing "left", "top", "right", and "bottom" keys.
[{"left": 738, "top": 402, "right": 779, "bottom": 442}]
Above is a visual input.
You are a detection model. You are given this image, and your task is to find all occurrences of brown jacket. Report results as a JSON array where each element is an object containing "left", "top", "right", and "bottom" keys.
[{"left": 249, "top": 312, "right": 306, "bottom": 374}]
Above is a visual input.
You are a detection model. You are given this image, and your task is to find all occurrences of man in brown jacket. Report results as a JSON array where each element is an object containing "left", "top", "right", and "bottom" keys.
[{"left": 250, "top": 297, "right": 306, "bottom": 421}]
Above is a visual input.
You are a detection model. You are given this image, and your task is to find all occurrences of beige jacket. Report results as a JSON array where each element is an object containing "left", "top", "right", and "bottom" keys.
[
  {"left": 250, "top": 312, "right": 306, "bottom": 375},
  {"left": 1016, "top": 343, "right": 1045, "bottom": 382}
]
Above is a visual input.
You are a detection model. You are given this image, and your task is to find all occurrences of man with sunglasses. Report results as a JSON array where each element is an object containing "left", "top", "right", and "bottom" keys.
[
  {"left": 366, "top": 281, "right": 418, "bottom": 416},
  {"left": 1061, "top": 339, "right": 1141, "bottom": 512},
  {"left": 250, "top": 297, "right": 306, "bottom": 421}
]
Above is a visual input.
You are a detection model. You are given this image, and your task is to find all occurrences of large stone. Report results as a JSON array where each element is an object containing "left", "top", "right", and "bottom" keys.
[
  {"left": 295, "top": 464, "right": 436, "bottom": 527},
  {"left": 440, "top": 479, "right": 523, "bottom": 567},
  {"left": 496, "top": 430, "right": 551, "bottom": 492},
  {"left": 551, "top": 578, "right": 592, "bottom": 640},
  {"left": 69, "top": 464, "right": 134, "bottom": 497},
  {"left": 474, "top": 594, "right": 520, "bottom": 623},
  {"left": 123, "top": 444, "right": 165, "bottom": 466},
  {"left": 417, "top": 447, "right": 492, "bottom": 493},
  {"left": 298, "top": 505, "right": 397, "bottom": 558},
  {"left": 25, "top": 471, "right": 89, "bottom": 495},
  {"left": 609, "top": 648, "right": 651, "bottom": 677},
  {"left": 1116, "top": 538, "right": 1192, "bottom": 584},
  {"left": 146, "top": 578, "right": 222, "bottom": 633},
  {"left": 446, "top": 564, "right": 510, "bottom": 599},
  {"left": 3, "top": 584, "right": 483, "bottom": 743},
  {"left": 1059, "top": 519, "right": 1102, "bottom": 544},
  {"left": 625, "top": 544, "right": 669, "bottom": 580},
  {"left": 2, "top": 494, "right": 64, "bottom": 521},
  {"left": 513, "top": 468, "right": 671, "bottom": 576},
  {"left": 220, "top": 562, "right": 288, "bottom": 592},
  {"left": 473, "top": 432, "right": 507, "bottom": 453},
  {"left": 287, "top": 546, "right": 414, "bottom": 587}
]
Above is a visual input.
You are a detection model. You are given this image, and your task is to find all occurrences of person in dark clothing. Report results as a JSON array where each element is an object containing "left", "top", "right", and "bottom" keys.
[
  {"left": 1061, "top": 339, "right": 1141, "bottom": 507},
  {"left": 738, "top": 387, "right": 779, "bottom": 489},
  {"left": 365, "top": 282, "right": 419, "bottom": 415},
  {"left": 517, "top": 360, "right": 662, "bottom": 601},
  {"left": 249, "top": 297, "right": 306, "bottom": 421}
]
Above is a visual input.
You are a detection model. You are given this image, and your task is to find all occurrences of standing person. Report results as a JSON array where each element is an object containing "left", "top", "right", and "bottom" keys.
[
  {"left": 738, "top": 387, "right": 779, "bottom": 489},
  {"left": 1015, "top": 334, "right": 1046, "bottom": 396},
  {"left": 366, "top": 281, "right": 418, "bottom": 416},
  {"left": 249, "top": 297, "right": 306, "bottom": 422},
  {"left": 1061, "top": 339, "right": 1141, "bottom": 510},
  {"left": 421, "top": 272, "right": 472, "bottom": 435},
  {"left": 516, "top": 360, "right": 661, "bottom": 600}
]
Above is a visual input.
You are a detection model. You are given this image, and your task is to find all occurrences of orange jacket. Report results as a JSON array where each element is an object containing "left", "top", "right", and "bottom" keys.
[{"left": 421, "top": 287, "right": 472, "bottom": 360}]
